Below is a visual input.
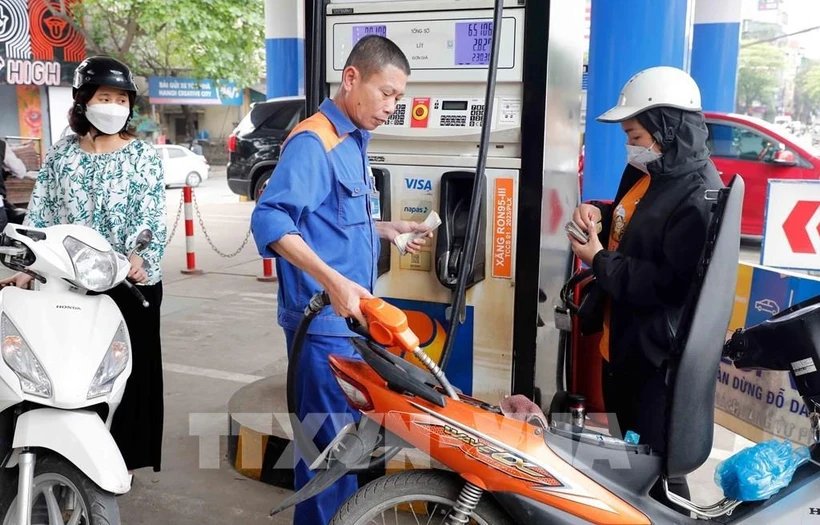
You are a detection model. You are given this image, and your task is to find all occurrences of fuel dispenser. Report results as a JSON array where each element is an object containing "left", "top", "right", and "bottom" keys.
[
  {"left": 310, "top": 0, "right": 586, "bottom": 405},
  {"left": 227, "top": 0, "right": 586, "bottom": 492},
  {"left": 372, "top": 168, "right": 392, "bottom": 276},
  {"left": 435, "top": 171, "right": 486, "bottom": 293}
]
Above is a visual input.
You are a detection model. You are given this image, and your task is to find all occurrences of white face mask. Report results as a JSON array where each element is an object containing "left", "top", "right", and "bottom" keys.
[
  {"left": 85, "top": 103, "right": 130, "bottom": 135},
  {"left": 626, "top": 142, "right": 662, "bottom": 174}
]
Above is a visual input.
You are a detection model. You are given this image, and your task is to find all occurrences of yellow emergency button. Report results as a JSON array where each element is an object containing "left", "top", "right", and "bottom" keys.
[
  {"left": 410, "top": 98, "right": 430, "bottom": 128},
  {"left": 413, "top": 104, "right": 428, "bottom": 120}
]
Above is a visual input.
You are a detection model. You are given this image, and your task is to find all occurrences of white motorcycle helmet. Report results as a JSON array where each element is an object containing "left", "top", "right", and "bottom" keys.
[{"left": 597, "top": 66, "right": 702, "bottom": 123}]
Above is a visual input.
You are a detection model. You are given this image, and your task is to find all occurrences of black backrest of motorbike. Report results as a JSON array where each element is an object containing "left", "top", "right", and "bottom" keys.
[{"left": 665, "top": 175, "right": 744, "bottom": 478}]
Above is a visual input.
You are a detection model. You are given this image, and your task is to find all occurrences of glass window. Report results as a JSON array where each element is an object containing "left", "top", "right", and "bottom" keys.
[
  {"left": 706, "top": 123, "right": 779, "bottom": 162},
  {"left": 167, "top": 147, "right": 187, "bottom": 159},
  {"left": 235, "top": 111, "right": 256, "bottom": 135},
  {"left": 260, "top": 103, "right": 303, "bottom": 131}
]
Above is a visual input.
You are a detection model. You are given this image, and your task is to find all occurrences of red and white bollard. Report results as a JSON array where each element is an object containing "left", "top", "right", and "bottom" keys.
[
  {"left": 180, "top": 186, "right": 203, "bottom": 275},
  {"left": 257, "top": 258, "right": 277, "bottom": 282}
]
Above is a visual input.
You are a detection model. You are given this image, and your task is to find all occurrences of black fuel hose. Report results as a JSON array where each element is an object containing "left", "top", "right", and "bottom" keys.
[
  {"left": 439, "top": 0, "right": 505, "bottom": 371},
  {"left": 286, "top": 291, "right": 331, "bottom": 417},
  {"left": 286, "top": 291, "right": 401, "bottom": 473}
]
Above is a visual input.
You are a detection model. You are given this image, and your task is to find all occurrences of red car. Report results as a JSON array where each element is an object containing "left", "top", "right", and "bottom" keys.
[{"left": 704, "top": 112, "right": 820, "bottom": 237}]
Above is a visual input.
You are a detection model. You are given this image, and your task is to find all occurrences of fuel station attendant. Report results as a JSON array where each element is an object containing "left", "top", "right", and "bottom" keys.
[
  {"left": 569, "top": 67, "right": 723, "bottom": 502},
  {"left": 250, "top": 35, "right": 432, "bottom": 524}
]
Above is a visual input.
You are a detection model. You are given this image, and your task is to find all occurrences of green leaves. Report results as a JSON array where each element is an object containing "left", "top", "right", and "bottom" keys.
[
  {"left": 793, "top": 60, "right": 820, "bottom": 123},
  {"left": 737, "top": 40, "right": 786, "bottom": 112},
  {"left": 796, "top": 62, "right": 820, "bottom": 105},
  {"left": 56, "top": 0, "right": 264, "bottom": 88}
]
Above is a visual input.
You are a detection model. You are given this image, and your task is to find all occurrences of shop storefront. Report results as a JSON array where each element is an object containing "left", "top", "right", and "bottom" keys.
[{"left": 0, "top": 0, "right": 87, "bottom": 166}]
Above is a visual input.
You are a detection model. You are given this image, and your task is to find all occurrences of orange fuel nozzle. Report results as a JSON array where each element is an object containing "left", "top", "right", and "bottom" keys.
[
  {"left": 359, "top": 297, "right": 460, "bottom": 401},
  {"left": 359, "top": 298, "right": 419, "bottom": 352}
]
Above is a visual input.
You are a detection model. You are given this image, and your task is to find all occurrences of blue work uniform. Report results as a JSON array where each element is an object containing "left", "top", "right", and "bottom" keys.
[{"left": 250, "top": 98, "right": 379, "bottom": 524}]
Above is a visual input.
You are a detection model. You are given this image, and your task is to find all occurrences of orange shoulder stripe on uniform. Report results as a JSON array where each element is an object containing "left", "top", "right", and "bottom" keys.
[{"left": 283, "top": 112, "right": 347, "bottom": 152}]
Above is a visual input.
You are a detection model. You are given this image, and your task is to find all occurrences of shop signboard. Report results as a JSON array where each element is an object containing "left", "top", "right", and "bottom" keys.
[
  {"left": 0, "top": 0, "right": 87, "bottom": 87},
  {"left": 148, "top": 76, "right": 243, "bottom": 106}
]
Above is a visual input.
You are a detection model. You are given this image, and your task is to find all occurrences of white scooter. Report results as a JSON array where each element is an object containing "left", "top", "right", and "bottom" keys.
[{"left": 0, "top": 222, "right": 151, "bottom": 525}]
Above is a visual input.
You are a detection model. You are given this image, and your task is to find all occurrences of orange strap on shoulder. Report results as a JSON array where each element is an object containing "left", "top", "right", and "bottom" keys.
[
  {"left": 599, "top": 174, "right": 651, "bottom": 361},
  {"left": 283, "top": 112, "right": 347, "bottom": 152}
]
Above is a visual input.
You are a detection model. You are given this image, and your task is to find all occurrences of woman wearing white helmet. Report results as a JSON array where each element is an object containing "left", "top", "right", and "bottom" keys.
[{"left": 569, "top": 66, "right": 724, "bottom": 504}]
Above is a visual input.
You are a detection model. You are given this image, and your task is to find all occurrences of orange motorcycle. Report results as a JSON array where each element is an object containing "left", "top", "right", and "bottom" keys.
[{"left": 271, "top": 176, "right": 820, "bottom": 524}]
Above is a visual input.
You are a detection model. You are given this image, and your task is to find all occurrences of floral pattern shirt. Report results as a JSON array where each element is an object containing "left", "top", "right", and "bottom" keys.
[{"left": 24, "top": 135, "right": 167, "bottom": 285}]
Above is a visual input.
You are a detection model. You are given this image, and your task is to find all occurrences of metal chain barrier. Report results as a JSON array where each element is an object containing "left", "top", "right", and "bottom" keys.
[
  {"left": 165, "top": 191, "right": 184, "bottom": 247},
  {"left": 190, "top": 188, "right": 253, "bottom": 258}
]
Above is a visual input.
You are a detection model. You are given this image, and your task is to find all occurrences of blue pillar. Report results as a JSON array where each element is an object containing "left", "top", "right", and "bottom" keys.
[
  {"left": 690, "top": 0, "right": 741, "bottom": 113},
  {"left": 265, "top": 0, "right": 305, "bottom": 98},
  {"left": 583, "top": 0, "right": 692, "bottom": 202}
]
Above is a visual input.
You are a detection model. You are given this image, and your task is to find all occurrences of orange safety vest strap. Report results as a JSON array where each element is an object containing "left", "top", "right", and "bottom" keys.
[{"left": 599, "top": 174, "right": 651, "bottom": 361}]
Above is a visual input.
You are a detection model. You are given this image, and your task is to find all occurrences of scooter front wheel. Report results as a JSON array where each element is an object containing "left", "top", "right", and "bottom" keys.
[
  {"left": 0, "top": 454, "right": 120, "bottom": 525},
  {"left": 330, "top": 469, "right": 513, "bottom": 525}
]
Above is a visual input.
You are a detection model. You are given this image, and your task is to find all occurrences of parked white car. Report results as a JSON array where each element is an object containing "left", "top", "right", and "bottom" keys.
[{"left": 155, "top": 145, "right": 210, "bottom": 187}]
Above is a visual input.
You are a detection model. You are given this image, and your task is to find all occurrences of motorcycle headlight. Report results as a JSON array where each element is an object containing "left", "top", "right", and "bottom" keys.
[
  {"left": 1, "top": 314, "right": 51, "bottom": 398},
  {"left": 63, "top": 236, "right": 117, "bottom": 292},
  {"left": 87, "top": 321, "right": 130, "bottom": 399}
]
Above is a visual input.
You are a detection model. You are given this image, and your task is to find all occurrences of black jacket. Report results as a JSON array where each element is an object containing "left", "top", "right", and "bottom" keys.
[{"left": 589, "top": 108, "right": 724, "bottom": 373}]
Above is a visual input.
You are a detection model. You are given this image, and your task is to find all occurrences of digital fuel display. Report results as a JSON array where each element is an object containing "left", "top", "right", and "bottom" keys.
[
  {"left": 454, "top": 21, "right": 494, "bottom": 66},
  {"left": 352, "top": 25, "right": 387, "bottom": 45}
]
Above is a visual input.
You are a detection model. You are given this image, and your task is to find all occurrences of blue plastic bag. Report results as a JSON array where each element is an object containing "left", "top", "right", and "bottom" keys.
[{"left": 714, "top": 439, "right": 811, "bottom": 501}]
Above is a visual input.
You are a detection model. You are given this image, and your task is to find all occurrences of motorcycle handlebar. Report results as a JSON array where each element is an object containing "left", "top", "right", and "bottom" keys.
[{"left": 122, "top": 279, "right": 149, "bottom": 308}]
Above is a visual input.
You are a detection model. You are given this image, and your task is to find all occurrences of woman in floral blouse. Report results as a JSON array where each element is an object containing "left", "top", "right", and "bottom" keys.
[{"left": 2, "top": 56, "right": 168, "bottom": 475}]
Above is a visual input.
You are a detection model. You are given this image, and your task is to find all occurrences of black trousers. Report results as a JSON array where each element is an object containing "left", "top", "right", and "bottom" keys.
[
  {"left": 601, "top": 358, "right": 691, "bottom": 503},
  {"left": 0, "top": 198, "right": 28, "bottom": 232},
  {"left": 0, "top": 203, "right": 9, "bottom": 234},
  {"left": 105, "top": 282, "right": 165, "bottom": 472}
]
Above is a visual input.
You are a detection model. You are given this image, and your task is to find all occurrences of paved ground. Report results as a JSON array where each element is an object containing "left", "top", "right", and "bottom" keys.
[
  {"left": 112, "top": 167, "right": 296, "bottom": 524},
  {"left": 17, "top": 166, "right": 765, "bottom": 523}
]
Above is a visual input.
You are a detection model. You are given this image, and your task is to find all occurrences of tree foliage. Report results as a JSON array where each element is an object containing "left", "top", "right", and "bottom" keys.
[
  {"left": 47, "top": 0, "right": 265, "bottom": 87},
  {"left": 794, "top": 60, "right": 820, "bottom": 123},
  {"left": 736, "top": 40, "right": 786, "bottom": 114},
  {"left": 44, "top": 0, "right": 264, "bottom": 139}
]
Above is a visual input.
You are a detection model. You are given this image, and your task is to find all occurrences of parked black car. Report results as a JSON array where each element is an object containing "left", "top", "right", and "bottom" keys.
[{"left": 227, "top": 96, "right": 306, "bottom": 200}]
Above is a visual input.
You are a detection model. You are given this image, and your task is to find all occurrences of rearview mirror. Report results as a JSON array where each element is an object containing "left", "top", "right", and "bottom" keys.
[
  {"left": 134, "top": 229, "right": 153, "bottom": 252},
  {"left": 773, "top": 150, "right": 797, "bottom": 166}
]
